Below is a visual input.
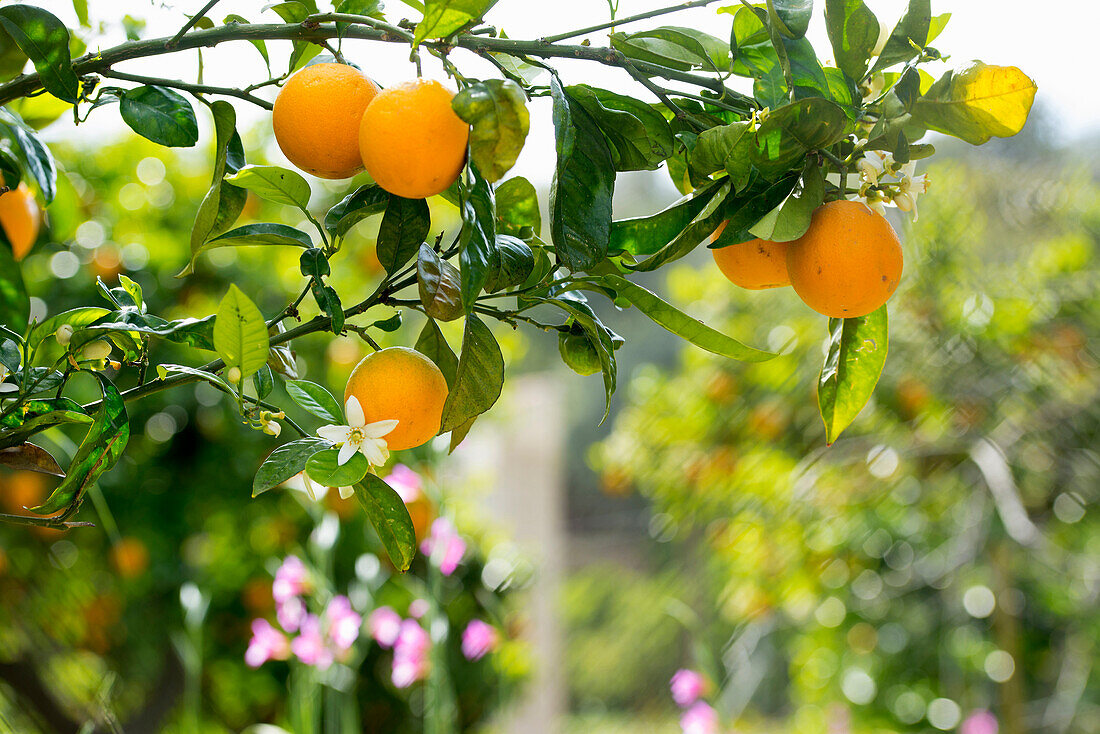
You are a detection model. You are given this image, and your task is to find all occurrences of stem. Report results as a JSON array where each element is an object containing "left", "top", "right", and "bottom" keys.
[
  {"left": 618, "top": 54, "right": 702, "bottom": 129},
  {"left": 541, "top": 0, "right": 725, "bottom": 44},
  {"left": 167, "top": 0, "right": 224, "bottom": 48},
  {"left": 99, "top": 69, "right": 273, "bottom": 110},
  {"left": 269, "top": 283, "right": 313, "bottom": 328}
]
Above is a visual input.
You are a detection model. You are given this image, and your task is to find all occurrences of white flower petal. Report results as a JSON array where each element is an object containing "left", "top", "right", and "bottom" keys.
[
  {"left": 338, "top": 440, "right": 358, "bottom": 466},
  {"left": 344, "top": 395, "right": 365, "bottom": 428},
  {"left": 0, "top": 383, "right": 18, "bottom": 394},
  {"left": 301, "top": 472, "right": 318, "bottom": 501},
  {"left": 362, "top": 419, "right": 399, "bottom": 439},
  {"left": 317, "top": 424, "right": 350, "bottom": 443},
  {"left": 338, "top": 485, "right": 354, "bottom": 500},
  {"left": 361, "top": 438, "right": 388, "bottom": 467}
]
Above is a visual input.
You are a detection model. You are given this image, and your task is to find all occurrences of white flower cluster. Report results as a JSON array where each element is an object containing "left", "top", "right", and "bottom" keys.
[{"left": 855, "top": 150, "right": 930, "bottom": 219}]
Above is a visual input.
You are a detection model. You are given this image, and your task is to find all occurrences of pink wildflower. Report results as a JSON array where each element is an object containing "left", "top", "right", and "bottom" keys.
[
  {"left": 385, "top": 464, "right": 423, "bottom": 502},
  {"left": 245, "top": 618, "right": 290, "bottom": 668},
  {"left": 325, "top": 595, "right": 362, "bottom": 652},
  {"left": 408, "top": 599, "right": 429, "bottom": 619},
  {"left": 277, "top": 595, "right": 306, "bottom": 633},
  {"left": 272, "top": 555, "right": 309, "bottom": 604},
  {"left": 369, "top": 606, "right": 402, "bottom": 648},
  {"left": 680, "top": 701, "right": 719, "bottom": 734},
  {"left": 392, "top": 619, "right": 430, "bottom": 688},
  {"left": 671, "top": 669, "right": 706, "bottom": 708},
  {"left": 461, "top": 619, "right": 499, "bottom": 661},
  {"left": 961, "top": 711, "right": 999, "bottom": 734},
  {"left": 291, "top": 613, "right": 333, "bottom": 670},
  {"left": 421, "top": 517, "right": 466, "bottom": 576}
]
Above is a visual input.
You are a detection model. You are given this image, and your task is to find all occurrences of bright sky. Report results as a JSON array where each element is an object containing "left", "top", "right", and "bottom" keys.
[{"left": 29, "top": 0, "right": 1096, "bottom": 197}]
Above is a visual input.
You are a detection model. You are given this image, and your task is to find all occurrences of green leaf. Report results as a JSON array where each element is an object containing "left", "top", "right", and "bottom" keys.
[
  {"left": 610, "top": 27, "right": 729, "bottom": 73},
  {"left": 377, "top": 194, "right": 430, "bottom": 274},
  {"left": 0, "top": 241, "right": 28, "bottom": 331},
  {"left": 88, "top": 314, "right": 217, "bottom": 351},
  {"left": 253, "top": 365, "right": 274, "bottom": 400},
  {"left": 252, "top": 437, "right": 331, "bottom": 496},
  {"left": 354, "top": 474, "right": 417, "bottom": 572},
  {"left": 747, "top": 160, "right": 824, "bottom": 242},
  {"left": 157, "top": 363, "right": 233, "bottom": 396},
  {"left": 458, "top": 167, "right": 497, "bottom": 310},
  {"left": 603, "top": 274, "right": 775, "bottom": 362},
  {"left": 870, "top": 0, "right": 930, "bottom": 73},
  {"left": 286, "top": 379, "right": 344, "bottom": 423},
  {"left": 214, "top": 284, "right": 270, "bottom": 378},
  {"left": 690, "top": 122, "right": 750, "bottom": 181},
  {"left": 549, "top": 76, "right": 614, "bottom": 272},
  {"left": 299, "top": 247, "right": 329, "bottom": 280},
  {"left": 0, "top": 109, "right": 57, "bottom": 202},
  {"left": 324, "top": 184, "right": 388, "bottom": 238},
  {"left": 371, "top": 312, "right": 402, "bottom": 332},
  {"left": 29, "top": 307, "right": 111, "bottom": 348},
  {"left": 311, "top": 282, "right": 344, "bottom": 334},
  {"left": 0, "top": 148, "right": 21, "bottom": 188},
  {"left": 818, "top": 306, "right": 888, "bottom": 443},
  {"left": 912, "top": 62, "right": 1037, "bottom": 145},
  {"left": 181, "top": 223, "right": 312, "bottom": 276},
  {"left": 414, "top": 0, "right": 498, "bottom": 44},
  {"left": 306, "top": 448, "right": 369, "bottom": 487},
  {"left": 627, "top": 180, "right": 731, "bottom": 271},
  {"left": 484, "top": 235, "right": 534, "bottom": 292},
  {"left": 452, "top": 79, "right": 529, "bottom": 183},
  {"left": 0, "top": 5, "right": 78, "bottom": 103},
  {"left": 190, "top": 101, "right": 247, "bottom": 270},
  {"left": 824, "top": 0, "right": 879, "bottom": 81},
  {"left": 0, "top": 443, "right": 64, "bottom": 476},
  {"left": 752, "top": 97, "right": 849, "bottom": 178},
  {"left": 494, "top": 176, "right": 540, "bottom": 237},
  {"left": 224, "top": 165, "right": 311, "bottom": 210},
  {"left": 440, "top": 314, "right": 504, "bottom": 432},
  {"left": 778, "top": 36, "right": 833, "bottom": 101},
  {"left": 549, "top": 295, "right": 619, "bottom": 423},
  {"left": 0, "top": 404, "right": 91, "bottom": 451},
  {"left": 566, "top": 85, "right": 673, "bottom": 172},
  {"left": 0, "top": 338, "right": 18, "bottom": 372},
  {"left": 267, "top": 2, "right": 309, "bottom": 23},
  {"left": 768, "top": 0, "right": 813, "bottom": 39},
  {"left": 414, "top": 318, "right": 459, "bottom": 388},
  {"left": 710, "top": 173, "right": 800, "bottom": 247},
  {"left": 32, "top": 373, "right": 129, "bottom": 515},
  {"left": 417, "top": 244, "right": 464, "bottom": 322},
  {"left": 119, "top": 86, "right": 200, "bottom": 148}
]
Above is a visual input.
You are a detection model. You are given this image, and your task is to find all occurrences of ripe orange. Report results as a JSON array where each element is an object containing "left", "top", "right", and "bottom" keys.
[
  {"left": 344, "top": 347, "right": 449, "bottom": 451},
  {"left": 710, "top": 222, "right": 791, "bottom": 290},
  {"left": 786, "top": 200, "right": 903, "bottom": 318},
  {"left": 0, "top": 183, "right": 41, "bottom": 260},
  {"left": 273, "top": 63, "right": 380, "bottom": 179},
  {"left": 359, "top": 78, "right": 469, "bottom": 199}
]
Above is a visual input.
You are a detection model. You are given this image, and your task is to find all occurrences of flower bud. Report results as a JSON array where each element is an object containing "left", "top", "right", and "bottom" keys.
[
  {"left": 893, "top": 191, "right": 915, "bottom": 212},
  {"left": 55, "top": 324, "right": 73, "bottom": 347},
  {"left": 227, "top": 367, "right": 242, "bottom": 384},
  {"left": 81, "top": 340, "right": 112, "bottom": 361}
]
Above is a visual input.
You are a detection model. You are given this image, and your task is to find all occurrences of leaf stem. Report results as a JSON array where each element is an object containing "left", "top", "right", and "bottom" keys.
[
  {"left": 99, "top": 69, "right": 273, "bottom": 110},
  {"left": 167, "top": 0, "right": 224, "bottom": 49},
  {"left": 540, "top": 0, "right": 726, "bottom": 44}
]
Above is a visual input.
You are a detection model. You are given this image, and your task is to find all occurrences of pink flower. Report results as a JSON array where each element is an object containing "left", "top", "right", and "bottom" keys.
[
  {"left": 385, "top": 464, "right": 423, "bottom": 502},
  {"left": 273, "top": 555, "right": 309, "bottom": 604},
  {"left": 671, "top": 669, "right": 706, "bottom": 708},
  {"left": 245, "top": 618, "right": 290, "bottom": 668},
  {"left": 392, "top": 619, "right": 430, "bottom": 688},
  {"left": 277, "top": 595, "right": 306, "bottom": 634},
  {"left": 369, "top": 606, "right": 402, "bottom": 648},
  {"left": 421, "top": 517, "right": 466, "bottom": 576},
  {"left": 291, "top": 614, "right": 333, "bottom": 670},
  {"left": 325, "top": 595, "right": 362, "bottom": 652},
  {"left": 961, "top": 711, "right": 999, "bottom": 734},
  {"left": 408, "top": 599, "right": 429, "bottom": 619},
  {"left": 680, "top": 702, "right": 719, "bottom": 734},
  {"left": 461, "top": 619, "right": 499, "bottom": 661}
]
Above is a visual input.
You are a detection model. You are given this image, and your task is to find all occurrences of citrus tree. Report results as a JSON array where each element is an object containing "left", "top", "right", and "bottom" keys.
[{"left": 0, "top": 0, "right": 1036, "bottom": 574}]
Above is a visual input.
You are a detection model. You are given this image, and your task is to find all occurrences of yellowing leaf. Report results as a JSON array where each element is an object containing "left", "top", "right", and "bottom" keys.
[{"left": 913, "top": 62, "right": 1037, "bottom": 145}]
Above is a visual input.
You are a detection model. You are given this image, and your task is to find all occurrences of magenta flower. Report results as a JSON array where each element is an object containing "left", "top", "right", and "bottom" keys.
[
  {"left": 409, "top": 598, "right": 429, "bottom": 619},
  {"left": 421, "top": 518, "right": 466, "bottom": 576},
  {"left": 245, "top": 618, "right": 290, "bottom": 668},
  {"left": 369, "top": 606, "right": 402, "bottom": 648},
  {"left": 325, "top": 595, "right": 362, "bottom": 652},
  {"left": 392, "top": 619, "right": 430, "bottom": 688},
  {"left": 961, "top": 710, "right": 999, "bottom": 734},
  {"left": 671, "top": 669, "right": 706, "bottom": 708},
  {"left": 291, "top": 613, "right": 334, "bottom": 670},
  {"left": 277, "top": 595, "right": 306, "bottom": 634},
  {"left": 385, "top": 464, "right": 423, "bottom": 502},
  {"left": 680, "top": 702, "right": 718, "bottom": 734},
  {"left": 273, "top": 555, "right": 309, "bottom": 604},
  {"left": 461, "top": 619, "right": 499, "bottom": 661}
]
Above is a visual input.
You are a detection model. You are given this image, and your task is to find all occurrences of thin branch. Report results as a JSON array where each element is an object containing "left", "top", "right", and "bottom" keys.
[
  {"left": 618, "top": 54, "right": 703, "bottom": 130},
  {"left": 167, "top": 0, "right": 224, "bottom": 49},
  {"left": 541, "top": 0, "right": 726, "bottom": 44},
  {"left": 99, "top": 69, "right": 273, "bottom": 110}
]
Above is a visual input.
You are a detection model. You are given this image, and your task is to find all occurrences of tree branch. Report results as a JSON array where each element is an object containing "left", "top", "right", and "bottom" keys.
[
  {"left": 99, "top": 69, "right": 273, "bottom": 109},
  {"left": 540, "top": 0, "right": 727, "bottom": 44}
]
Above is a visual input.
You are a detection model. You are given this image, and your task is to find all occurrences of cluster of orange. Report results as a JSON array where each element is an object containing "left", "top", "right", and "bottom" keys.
[
  {"left": 272, "top": 62, "right": 469, "bottom": 199},
  {"left": 0, "top": 183, "right": 40, "bottom": 261},
  {"left": 711, "top": 200, "right": 903, "bottom": 318}
]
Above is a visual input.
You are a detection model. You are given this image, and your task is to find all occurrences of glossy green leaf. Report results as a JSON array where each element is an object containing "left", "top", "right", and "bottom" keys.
[
  {"left": 747, "top": 160, "right": 824, "bottom": 242},
  {"left": 267, "top": 2, "right": 309, "bottom": 23},
  {"left": 768, "top": 0, "right": 813, "bottom": 39},
  {"left": 0, "top": 404, "right": 91, "bottom": 451},
  {"left": 818, "top": 306, "right": 888, "bottom": 443},
  {"left": 311, "top": 282, "right": 344, "bottom": 334},
  {"left": 378, "top": 194, "right": 430, "bottom": 274},
  {"left": 610, "top": 26, "right": 729, "bottom": 73},
  {"left": 0, "top": 241, "right": 28, "bottom": 331},
  {"left": 453, "top": 79, "right": 529, "bottom": 183},
  {"left": 0, "top": 148, "right": 21, "bottom": 188},
  {"left": 690, "top": 122, "right": 750, "bottom": 181},
  {"left": 306, "top": 448, "right": 369, "bottom": 487},
  {"left": 458, "top": 167, "right": 497, "bottom": 310},
  {"left": 32, "top": 373, "right": 129, "bottom": 515},
  {"left": 566, "top": 85, "right": 673, "bottom": 172},
  {"left": 752, "top": 97, "right": 849, "bottom": 178},
  {"left": 0, "top": 4, "right": 78, "bottom": 102},
  {"left": 870, "top": 0, "right": 930, "bottom": 73},
  {"left": 628, "top": 181, "right": 730, "bottom": 272},
  {"left": 549, "top": 76, "right": 614, "bottom": 272},
  {"left": 710, "top": 172, "right": 800, "bottom": 246},
  {"left": 604, "top": 274, "right": 775, "bottom": 362},
  {"left": 484, "top": 235, "right": 534, "bottom": 292},
  {"left": 414, "top": 0, "right": 498, "bottom": 44},
  {"left": 550, "top": 294, "right": 618, "bottom": 423},
  {"left": 214, "top": 285, "right": 270, "bottom": 378},
  {"left": 0, "top": 109, "right": 57, "bottom": 202},
  {"left": 609, "top": 180, "right": 724, "bottom": 258},
  {"left": 224, "top": 165, "right": 311, "bottom": 210},
  {"left": 325, "top": 184, "right": 388, "bottom": 238},
  {"left": 88, "top": 314, "right": 216, "bottom": 351},
  {"left": 181, "top": 223, "right": 312, "bottom": 276},
  {"left": 494, "top": 176, "right": 540, "bottom": 237},
  {"left": 824, "top": 0, "right": 879, "bottom": 81},
  {"left": 440, "top": 314, "right": 504, "bottom": 432},
  {"left": 0, "top": 443, "right": 64, "bottom": 476},
  {"left": 417, "top": 244, "right": 464, "bottom": 322},
  {"left": 354, "top": 474, "right": 417, "bottom": 572},
  {"left": 120, "top": 86, "right": 199, "bottom": 148},
  {"left": 29, "top": 307, "right": 111, "bottom": 348},
  {"left": 299, "top": 247, "right": 329, "bottom": 280},
  {"left": 190, "top": 101, "right": 247, "bottom": 270},
  {"left": 415, "top": 318, "right": 459, "bottom": 388},
  {"left": 286, "top": 379, "right": 344, "bottom": 423},
  {"left": 253, "top": 365, "right": 274, "bottom": 400},
  {"left": 252, "top": 437, "right": 331, "bottom": 496},
  {"left": 912, "top": 62, "right": 1037, "bottom": 145}
]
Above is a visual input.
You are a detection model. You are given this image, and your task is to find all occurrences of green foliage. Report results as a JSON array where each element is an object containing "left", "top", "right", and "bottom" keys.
[
  {"left": 817, "top": 305, "right": 888, "bottom": 444},
  {"left": 119, "top": 86, "right": 199, "bottom": 147},
  {"left": 452, "top": 79, "right": 529, "bottom": 182},
  {"left": 0, "top": 4, "right": 77, "bottom": 102},
  {"left": 214, "top": 284, "right": 270, "bottom": 378}
]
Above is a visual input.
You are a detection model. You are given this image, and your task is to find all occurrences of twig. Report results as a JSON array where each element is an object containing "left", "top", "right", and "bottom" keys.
[
  {"left": 541, "top": 0, "right": 725, "bottom": 44},
  {"left": 99, "top": 69, "right": 273, "bottom": 109},
  {"left": 167, "top": 0, "right": 223, "bottom": 49}
]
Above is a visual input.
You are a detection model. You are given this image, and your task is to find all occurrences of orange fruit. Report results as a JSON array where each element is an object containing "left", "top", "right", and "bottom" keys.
[
  {"left": 786, "top": 200, "right": 903, "bottom": 318},
  {"left": 0, "top": 183, "right": 41, "bottom": 261},
  {"left": 359, "top": 78, "right": 469, "bottom": 199},
  {"left": 710, "top": 222, "right": 790, "bottom": 289},
  {"left": 273, "top": 63, "right": 380, "bottom": 179},
  {"left": 109, "top": 537, "right": 150, "bottom": 579},
  {"left": 344, "top": 347, "right": 449, "bottom": 451}
]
